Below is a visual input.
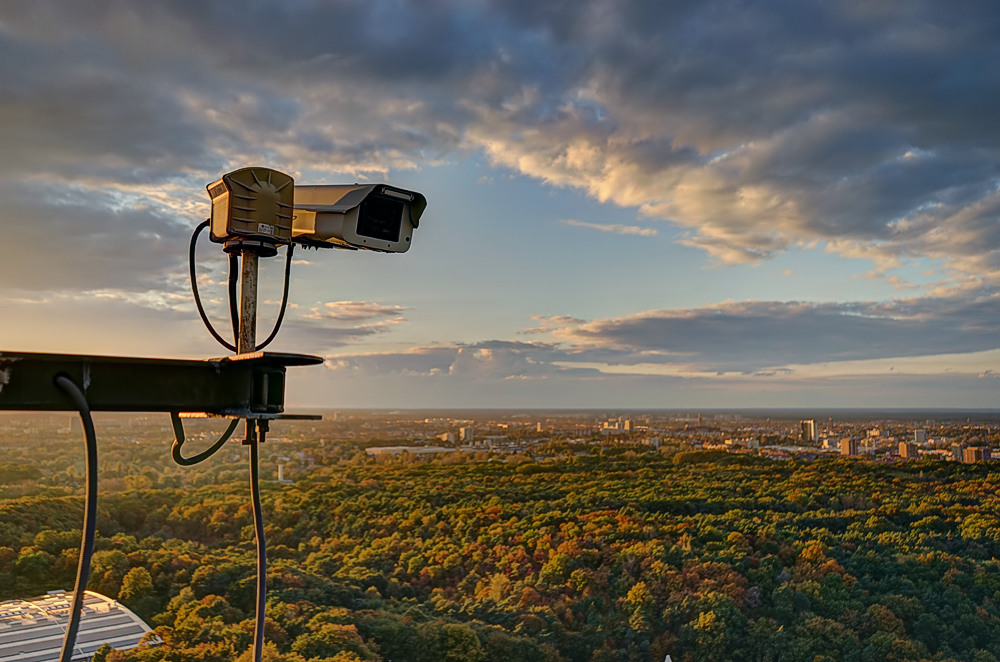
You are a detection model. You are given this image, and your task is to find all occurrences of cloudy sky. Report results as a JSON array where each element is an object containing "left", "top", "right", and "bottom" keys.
[{"left": 1, "top": 1, "right": 998, "bottom": 409}]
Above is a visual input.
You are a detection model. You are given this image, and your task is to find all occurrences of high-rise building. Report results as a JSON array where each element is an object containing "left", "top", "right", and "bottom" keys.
[
  {"left": 841, "top": 438, "right": 858, "bottom": 456},
  {"left": 624, "top": 419, "right": 632, "bottom": 432},
  {"left": 964, "top": 446, "right": 992, "bottom": 463},
  {"left": 459, "top": 426, "right": 474, "bottom": 442},
  {"left": 899, "top": 442, "right": 919, "bottom": 460},
  {"left": 914, "top": 429, "right": 927, "bottom": 444},
  {"left": 951, "top": 443, "right": 967, "bottom": 462},
  {"left": 801, "top": 420, "right": 818, "bottom": 443}
]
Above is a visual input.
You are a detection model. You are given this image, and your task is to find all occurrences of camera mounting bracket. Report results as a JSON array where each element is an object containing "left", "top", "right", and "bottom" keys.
[{"left": 0, "top": 350, "right": 323, "bottom": 417}]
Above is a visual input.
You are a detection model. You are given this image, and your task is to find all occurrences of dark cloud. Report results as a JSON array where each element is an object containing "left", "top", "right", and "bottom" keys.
[
  {"left": 327, "top": 340, "right": 601, "bottom": 380},
  {"left": 323, "top": 295, "right": 1000, "bottom": 378},
  {"left": 470, "top": 0, "right": 1000, "bottom": 276},
  {"left": 556, "top": 296, "right": 1000, "bottom": 372},
  {"left": 2, "top": 0, "right": 1000, "bottom": 301},
  {"left": 0, "top": 181, "right": 190, "bottom": 292},
  {"left": 308, "top": 338, "right": 998, "bottom": 409}
]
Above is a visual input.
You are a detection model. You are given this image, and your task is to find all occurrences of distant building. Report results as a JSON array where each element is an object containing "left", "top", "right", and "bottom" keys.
[
  {"left": 0, "top": 590, "right": 160, "bottom": 661},
  {"left": 536, "top": 422, "right": 543, "bottom": 433},
  {"left": 964, "top": 446, "right": 992, "bottom": 463},
  {"left": 841, "top": 438, "right": 858, "bottom": 456},
  {"left": 437, "top": 432, "right": 455, "bottom": 444},
  {"left": 914, "top": 429, "right": 927, "bottom": 444},
  {"left": 899, "top": 442, "right": 919, "bottom": 460},
  {"left": 800, "top": 420, "right": 818, "bottom": 443},
  {"left": 951, "top": 443, "right": 967, "bottom": 462},
  {"left": 459, "top": 426, "right": 474, "bottom": 442},
  {"left": 623, "top": 419, "right": 632, "bottom": 432}
]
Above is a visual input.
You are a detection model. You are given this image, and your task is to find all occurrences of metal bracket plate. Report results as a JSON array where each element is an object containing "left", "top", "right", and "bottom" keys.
[{"left": 0, "top": 351, "right": 323, "bottom": 416}]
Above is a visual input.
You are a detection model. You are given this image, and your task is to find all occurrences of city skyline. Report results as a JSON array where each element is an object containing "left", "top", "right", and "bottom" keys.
[{"left": 0, "top": 2, "right": 998, "bottom": 409}]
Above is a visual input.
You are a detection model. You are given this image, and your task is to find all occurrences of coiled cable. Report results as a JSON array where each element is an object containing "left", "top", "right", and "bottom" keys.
[
  {"left": 170, "top": 413, "right": 240, "bottom": 466},
  {"left": 188, "top": 221, "right": 295, "bottom": 352}
]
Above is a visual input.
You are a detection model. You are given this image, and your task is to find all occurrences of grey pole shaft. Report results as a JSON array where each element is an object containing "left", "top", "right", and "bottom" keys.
[
  {"left": 238, "top": 252, "right": 258, "bottom": 354},
  {"left": 238, "top": 248, "right": 266, "bottom": 662}
]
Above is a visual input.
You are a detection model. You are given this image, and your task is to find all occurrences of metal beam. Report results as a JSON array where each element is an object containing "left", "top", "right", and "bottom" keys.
[{"left": 0, "top": 351, "right": 323, "bottom": 416}]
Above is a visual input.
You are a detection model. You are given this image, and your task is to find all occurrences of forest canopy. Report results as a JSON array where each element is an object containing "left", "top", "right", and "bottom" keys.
[{"left": 3, "top": 414, "right": 1000, "bottom": 661}]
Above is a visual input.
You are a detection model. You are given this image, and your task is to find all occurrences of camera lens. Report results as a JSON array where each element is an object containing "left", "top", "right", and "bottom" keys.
[{"left": 357, "top": 195, "right": 404, "bottom": 242}]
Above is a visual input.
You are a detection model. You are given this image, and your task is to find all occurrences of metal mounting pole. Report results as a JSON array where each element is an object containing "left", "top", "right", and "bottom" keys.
[
  {"left": 239, "top": 252, "right": 259, "bottom": 355},
  {"left": 237, "top": 247, "right": 266, "bottom": 662}
]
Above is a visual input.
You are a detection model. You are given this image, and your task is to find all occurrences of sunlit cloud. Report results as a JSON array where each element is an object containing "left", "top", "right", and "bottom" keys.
[
  {"left": 5, "top": 1, "right": 1000, "bottom": 295},
  {"left": 303, "top": 301, "right": 407, "bottom": 322},
  {"left": 560, "top": 219, "right": 657, "bottom": 237},
  {"left": 3, "top": 1, "right": 1000, "bottom": 407},
  {"left": 520, "top": 314, "right": 587, "bottom": 335}
]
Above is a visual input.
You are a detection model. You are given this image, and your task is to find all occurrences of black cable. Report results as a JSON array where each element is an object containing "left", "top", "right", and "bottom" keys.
[
  {"left": 189, "top": 219, "right": 238, "bottom": 353},
  {"left": 54, "top": 375, "right": 98, "bottom": 662},
  {"left": 170, "top": 413, "right": 240, "bottom": 466},
  {"left": 190, "top": 220, "right": 294, "bottom": 352},
  {"left": 228, "top": 253, "right": 240, "bottom": 345},
  {"left": 248, "top": 421, "right": 267, "bottom": 662},
  {"left": 256, "top": 243, "right": 294, "bottom": 350}
]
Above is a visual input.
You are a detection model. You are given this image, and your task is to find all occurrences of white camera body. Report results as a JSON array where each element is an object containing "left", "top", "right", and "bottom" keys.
[{"left": 292, "top": 184, "right": 426, "bottom": 253}]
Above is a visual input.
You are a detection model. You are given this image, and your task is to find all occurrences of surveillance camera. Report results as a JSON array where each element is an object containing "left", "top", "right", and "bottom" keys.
[
  {"left": 206, "top": 167, "right": 295, "bottom": 256},
  {"left": 291, "top": 184, "right": 427, "bottom": 253}
]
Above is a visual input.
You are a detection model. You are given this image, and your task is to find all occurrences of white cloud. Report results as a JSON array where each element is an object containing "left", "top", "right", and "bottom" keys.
[
  {"left": 303, "top": 301, "right": 407, "bottom": 322},
  {"left": 560, "top": 219, "right": 657, "bottom": 237}
]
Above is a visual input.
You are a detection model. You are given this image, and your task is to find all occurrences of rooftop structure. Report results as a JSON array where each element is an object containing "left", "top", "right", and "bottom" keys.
[{"left": 0, "top": 590, "right": 159, "bottom": 662}]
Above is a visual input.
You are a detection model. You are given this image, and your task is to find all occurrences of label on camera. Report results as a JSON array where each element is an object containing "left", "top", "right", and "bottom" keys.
[{"left": 258, "top": 223, "right": 275, "bottom": 236}]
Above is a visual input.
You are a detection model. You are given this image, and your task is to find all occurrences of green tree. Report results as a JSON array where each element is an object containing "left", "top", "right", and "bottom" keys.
[
  {"left": 119, "top": 566, "right": 156, "bottom": 620},
  {"left": 415, "top": 622, "right": 486, "bottom": 662}
]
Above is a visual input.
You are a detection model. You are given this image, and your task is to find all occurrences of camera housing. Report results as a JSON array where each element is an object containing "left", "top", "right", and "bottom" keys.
[
  {"left": 291, "top": 184, "right": 426, "bottom": 253},
  {"left": 206, "top": 167, "right": 295, "bottom": 256}
]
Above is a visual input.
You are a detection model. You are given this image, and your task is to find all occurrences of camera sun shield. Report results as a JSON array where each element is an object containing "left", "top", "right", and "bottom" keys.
[
  {"left": 292, "top": 184, "right": 426, "bottom": 253},
  {"left": 207, "top": 167, "right": 294, "bottom": 255}
]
